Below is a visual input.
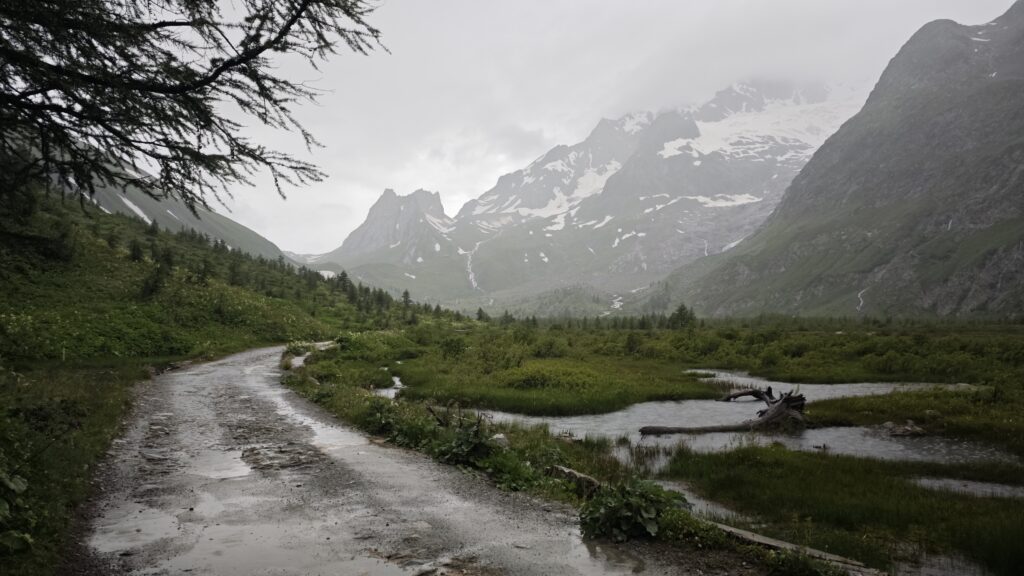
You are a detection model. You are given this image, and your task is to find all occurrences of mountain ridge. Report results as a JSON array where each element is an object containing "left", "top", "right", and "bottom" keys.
[
  {"left": 315, "top": 79, "right": 867, "bottom": 312},
  {"left": 650, "top": 1, "right": 1024, "bottom": 318}
]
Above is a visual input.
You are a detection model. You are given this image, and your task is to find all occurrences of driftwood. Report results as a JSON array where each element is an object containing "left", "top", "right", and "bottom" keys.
[
  {"left": 640, "top": 390, "right": 806, "bottom": 437},
  {"left": 719, "top": 385, "right": 774, "bottom": 403},
  {"left": 546, "top": 465, "right": 602, "bottom": 499}
]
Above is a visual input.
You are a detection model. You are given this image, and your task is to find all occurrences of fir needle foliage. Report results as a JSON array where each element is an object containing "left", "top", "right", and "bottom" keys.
[{"left": 0, "top": 0, "right": 382, "bottom": 214}]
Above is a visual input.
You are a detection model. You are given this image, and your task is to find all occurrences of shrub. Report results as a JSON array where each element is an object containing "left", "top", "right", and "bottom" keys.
[
  {"left": 439, "top": 336, "right": 466, "bottom": 360},
  {"left": 479, "top": 450, "right": 539, "bottom": 491},
  {"left": 580, "top": 479, "right": 683, "bottom": 542},
  {"left": 431, "top": 415, "right": 492, "bottom": 466}
]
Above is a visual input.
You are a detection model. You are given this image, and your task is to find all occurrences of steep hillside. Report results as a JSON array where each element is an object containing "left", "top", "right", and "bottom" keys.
[
  {"left": 321, "top": 80, "right": 865, "bottom": 314},
  {"left": 85, "top": 184, "right": 298, "bottom": 264},
  {"left": 0, "top": 194, "right": 406, "bottom": 362},
  {"left": 663, "top": 1, "right": 1024, "bottom": 318}
]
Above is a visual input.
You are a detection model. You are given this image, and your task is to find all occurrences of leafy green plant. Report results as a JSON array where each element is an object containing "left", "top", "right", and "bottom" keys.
[
  {"left": 0, "top": 451, "right": 33, "bottom": 555},
  {"left": 480, "top": 450, "right": 539, "bottom": 491},
  {"left": 580, "top": 479, "right": 683, "bottom": 542}
]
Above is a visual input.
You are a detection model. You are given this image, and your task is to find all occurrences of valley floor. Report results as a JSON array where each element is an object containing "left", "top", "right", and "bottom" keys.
[{"left": 71, "top": 346, "right": 760, "bottom": 576}]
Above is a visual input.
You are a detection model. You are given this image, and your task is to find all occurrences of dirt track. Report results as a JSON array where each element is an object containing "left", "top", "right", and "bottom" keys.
[{"left": 78, "top": 346, "right": 759, "bottom": 575}]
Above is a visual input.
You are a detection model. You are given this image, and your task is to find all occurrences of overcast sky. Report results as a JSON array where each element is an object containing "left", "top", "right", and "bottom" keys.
[{"left": 220, "top": 0, "right": 1012, "bottom": 254}]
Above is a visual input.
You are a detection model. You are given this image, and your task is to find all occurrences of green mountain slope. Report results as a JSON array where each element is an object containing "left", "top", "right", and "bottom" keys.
[
  {"left": 87, "top": 184, "right": 300, "bottom": 265},
  {"left": 0, "top": 194, "right": 398, "bottom": 362},
  {"left": 663, "top": 2, "right": 1024, "bottom": 318}
]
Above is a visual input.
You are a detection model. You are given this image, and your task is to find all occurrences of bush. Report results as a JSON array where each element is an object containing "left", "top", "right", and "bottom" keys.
[
  {"left": 439, "top": 336, "right": 466, "bottom": 360},
  {"left": 431, "top": 415, "right": 492, "bottom": 466},
  {"left": 580, "top": 479, "right": 683, "bottom": 542},
  {"left": 480, "top": 450, "right": 539, "bottom": 491}
]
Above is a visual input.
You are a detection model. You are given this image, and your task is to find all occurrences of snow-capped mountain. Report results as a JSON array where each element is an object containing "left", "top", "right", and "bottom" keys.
[
  {"left": 318, "top": 80, "right": 868, "bottom": 313},
  {"left": 455, "top": 112, "right": 650, "bottom": 232}
]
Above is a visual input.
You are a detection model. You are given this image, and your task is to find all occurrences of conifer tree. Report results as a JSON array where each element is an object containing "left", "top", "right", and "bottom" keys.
[{"left": 0, "top": 1, "right": 382, "bottom": 212}]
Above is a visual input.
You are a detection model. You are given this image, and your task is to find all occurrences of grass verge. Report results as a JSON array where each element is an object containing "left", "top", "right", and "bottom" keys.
[{"left": 1, "top": 359, "right": 164, "bottom": 575}]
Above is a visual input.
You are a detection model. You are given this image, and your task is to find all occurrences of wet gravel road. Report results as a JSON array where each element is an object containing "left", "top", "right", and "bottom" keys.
[{"left": 79, "top": 346, "right": 756, "bottom": 576}]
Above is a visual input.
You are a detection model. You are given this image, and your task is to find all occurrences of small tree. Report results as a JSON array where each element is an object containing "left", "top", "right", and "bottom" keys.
[
  {"left": 439, "top": 337, "right": 467, "bottom": 360},
  {"left": 476, "top": 307, "right": 491, "bottom": 322},
  {"left": 128, "top": 239, "right": 144, "bottom": 261},
  {"left": 667, "top": 303, "right": 697, "bottom": 330}
]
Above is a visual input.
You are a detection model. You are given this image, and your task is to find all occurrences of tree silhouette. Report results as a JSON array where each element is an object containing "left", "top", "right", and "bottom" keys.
[{"left": 0, "top": 0, "right": 382, "bottom": 213}]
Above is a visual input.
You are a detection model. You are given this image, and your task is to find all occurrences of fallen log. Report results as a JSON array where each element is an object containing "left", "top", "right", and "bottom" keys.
[
  {"left": 719, "top": 386, "right": 774, "bottom": 403},
  {"left": 641, "top": 391, "right": 806, "bottom": 437}
]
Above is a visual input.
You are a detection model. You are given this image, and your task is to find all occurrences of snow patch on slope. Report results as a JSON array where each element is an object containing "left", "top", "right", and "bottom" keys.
[
  {"left": 684, "top": 194, "right": 763, "bottom": 208},
  {"left": 659, "top": 91, "right": 865, "bottom": 165},
  {"left": 119, "top": 195, "right": 151, "bottom": 224}
]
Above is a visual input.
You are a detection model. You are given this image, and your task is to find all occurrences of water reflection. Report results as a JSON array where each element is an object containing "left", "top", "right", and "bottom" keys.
[{"left": 480, "top": 371, "right": 1014, "bottom": 466}]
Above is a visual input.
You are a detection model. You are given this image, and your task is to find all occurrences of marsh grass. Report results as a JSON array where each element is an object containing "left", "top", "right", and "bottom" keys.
[
  {"left": 396, "top": 355, "right": 720, "bottom": 416},
  {"left": 664, "top": 444, "right": 1024, "bottom": 575}
]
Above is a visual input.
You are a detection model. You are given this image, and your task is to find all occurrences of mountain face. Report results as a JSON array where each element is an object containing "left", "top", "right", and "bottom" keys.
[
  {"left": 86, "top": 186, "right": 296, "bottom": 264},
  {"left": 654, "top": 2, "right": 1024, "bottom": 318},
  {"left": 320, "top": 80, "right": 866, "bottom": 313}
]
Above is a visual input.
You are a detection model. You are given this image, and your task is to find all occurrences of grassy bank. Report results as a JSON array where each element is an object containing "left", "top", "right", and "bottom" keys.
[
  {"left": 396, "top": 353, "right": 720, "bottom": 416},
  {"left": 663, "top": 444, "right": 1024, "bottom": 575}
]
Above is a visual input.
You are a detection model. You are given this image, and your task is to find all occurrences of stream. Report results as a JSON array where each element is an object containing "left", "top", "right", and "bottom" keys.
[
  {"left": 373, "top": 368, "right": 1014, "bottom": 575},
  {"left": 480, "top": 371, "right": 1015, "bottom": 468},
  {"left": 473, "top": 370, "right": 1014, "bottom": 576}
]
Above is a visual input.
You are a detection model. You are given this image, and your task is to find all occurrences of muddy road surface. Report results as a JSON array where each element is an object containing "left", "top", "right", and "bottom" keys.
[{"left": 79, "top": 347, "right": 756, "bottom": 575}]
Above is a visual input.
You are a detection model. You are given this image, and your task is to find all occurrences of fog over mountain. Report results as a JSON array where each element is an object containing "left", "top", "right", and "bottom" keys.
[
  {"left": 217, "top": 1, "right": 1010, "bottom": 255},
  {"left": 308, "top": 80, "right": 867, "bottom": 314},
  {"left": 651, "top": 1, "right": 1024, "bottom": 318}
]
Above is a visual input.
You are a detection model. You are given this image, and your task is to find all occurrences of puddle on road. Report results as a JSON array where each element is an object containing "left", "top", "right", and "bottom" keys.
[
  {"left": 90, "top": 503, "right": 180, "bottom": 553},
  {"left": 135, "top": 515, "right": 410, "bottom": 576},
  {"left": 564, "top": 533, "right": 647, "bottom": 575},
  {"left": 190, "top": 491, "right": 226, "bottom": 517},
  {"left": 189, "top": 449, "right": 252, "bottom": 479},
  {"left": 242, "top": 365, "right": 368, "bottom": 452}
]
